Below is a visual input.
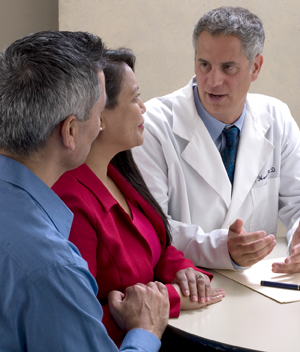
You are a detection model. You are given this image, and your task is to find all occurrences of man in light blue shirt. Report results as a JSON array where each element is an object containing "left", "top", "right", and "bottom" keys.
[{"left": 0, "top": 31, "right": 169, "bottom": 351}]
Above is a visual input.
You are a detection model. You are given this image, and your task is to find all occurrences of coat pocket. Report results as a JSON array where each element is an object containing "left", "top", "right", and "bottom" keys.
[{"left": 250, "top": 177, "right": 280, "bottom": 235}]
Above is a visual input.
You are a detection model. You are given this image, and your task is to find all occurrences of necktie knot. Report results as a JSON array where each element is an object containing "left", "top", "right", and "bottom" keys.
[
  {"left": 223, "top": 126, "right": 239, "bottom": 145},
  {"left": 222, "top": 126, "right": 239, "bottom": 184}
]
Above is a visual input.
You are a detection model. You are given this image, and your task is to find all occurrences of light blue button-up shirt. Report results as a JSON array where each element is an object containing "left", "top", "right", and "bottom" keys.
[{"left": 0, "top": 155, "right": 160, "bottom": 352}]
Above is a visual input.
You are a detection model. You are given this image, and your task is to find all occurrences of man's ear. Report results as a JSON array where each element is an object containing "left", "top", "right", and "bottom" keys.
[
  {"left": 251, "top": 54, "right": 263, "bottom": 82},
  {"left": 60, "top": 115, "right": 77, "bottom": 150}
]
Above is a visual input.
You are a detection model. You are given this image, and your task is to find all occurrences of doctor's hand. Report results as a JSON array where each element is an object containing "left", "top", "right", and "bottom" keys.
[
  {"left": 272, "top": 222, "right": 300, "bottom": 273},
  {"left": 108, "top": 282, "right": 169, "bottom": 340},
  {"left": 228, "top": 218, "right": 276, "bottom": 267},
  {"left": 172, "top": 268, "right": 213, "bottom": 304},
  {"left": 172, "top": 283, "right": 225, "bottom": 310}
]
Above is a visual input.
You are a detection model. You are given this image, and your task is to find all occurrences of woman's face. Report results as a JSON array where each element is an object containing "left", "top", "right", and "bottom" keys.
[{"left": 102, "top": 64, "right": 146, "bottom": 152}]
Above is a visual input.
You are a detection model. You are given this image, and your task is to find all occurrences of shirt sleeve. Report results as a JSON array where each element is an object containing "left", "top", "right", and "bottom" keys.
[
  {"left": 121, "top": 329, "right": 161, "bottom": 352},
  {"left": 17, "top": 263, "right": 117, "bottom": 352},
  {"left": 14, "top": 262, "right": 159, "bottom": 352}
]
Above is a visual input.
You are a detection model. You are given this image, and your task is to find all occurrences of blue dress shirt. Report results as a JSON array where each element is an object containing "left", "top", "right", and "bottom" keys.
[{"left": 0, "top": 155, "right": 160, "bottom": 352}]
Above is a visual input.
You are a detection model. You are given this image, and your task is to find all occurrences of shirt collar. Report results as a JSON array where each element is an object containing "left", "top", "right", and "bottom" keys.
[
  {"left": 0, "top": 154, "right": 73, "bottom": 238},
  {"left": 193, "top": 82, "right": 246, "bottom": 142}
]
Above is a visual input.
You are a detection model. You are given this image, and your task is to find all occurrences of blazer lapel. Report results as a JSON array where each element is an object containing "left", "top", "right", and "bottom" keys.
[{"left": 108, "top": 164, "right": 167, "bottom": 248}]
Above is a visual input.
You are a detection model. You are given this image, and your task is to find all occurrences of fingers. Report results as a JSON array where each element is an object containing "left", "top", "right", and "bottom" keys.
[
  {"left": 228, "top": 228, "right": 268, "bottom": 245},
  {"left": 275, "top": 225, "right": 300, "bottom": 273},
  {"left": 172, "top": 268, "right": 193, "bottom": 297},
  {"left": 229, "top": 218, "right": 244, "bottom": 233},
  {"left": 147, "top": 281, "right": 169, "bottom": 297},
  {"left": 291, "top": 243, "right": 300, "bottom": 256},
  {"left": 272, "top": 244, "right": 300, "bottom": 273},
  {"left": 108, "top": 282, "right": 169, "bottom": 339},
  {"left": 207, "top": 288, "right": 225, "bottom": 305},
  {"left": 108, "top": 290, "right": 125, "bottom": 310},
  {"left": 195, "top": 273, "right": 210, "bottom": 304},
  {"left": 228, "top": 218, "right": 276, "bottom": 267},
  {"left": 173, "top": 268, "right": 211, "bottom": 304},
  {"left": 291, "top": 222, "right": 300, "bottom": 248},
  {"left": 172, "top": 282, "right": 225, "bottom": 310},
  {"left": 232, "top": 234, "right": 276, "bottom": 256},
  {"left": 230, "top": 235, "right": 276, "bottom": 267}
]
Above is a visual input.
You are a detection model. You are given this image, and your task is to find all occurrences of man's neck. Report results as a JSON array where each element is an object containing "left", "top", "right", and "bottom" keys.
[{"left": 0, "top": 148, "right": 65, "bottom": 188}]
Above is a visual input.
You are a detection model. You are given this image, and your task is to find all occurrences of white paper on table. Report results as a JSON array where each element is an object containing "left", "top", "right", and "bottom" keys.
[{"left": 215, "top": 257, "right": 300, "bottom": 303}]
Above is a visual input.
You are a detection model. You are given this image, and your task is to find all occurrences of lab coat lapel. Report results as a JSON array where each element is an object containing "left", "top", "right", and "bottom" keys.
[
  {"left": 172, "top": 78, "right": 231, "bottom": 208},
  {"left": 224, "top": 97, "right": 274, "bottom": 226}
]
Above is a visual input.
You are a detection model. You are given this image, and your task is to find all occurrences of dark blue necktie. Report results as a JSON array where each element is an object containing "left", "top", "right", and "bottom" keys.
[{"left": 222, "top": 126, "right": 239, "bottom": 184}]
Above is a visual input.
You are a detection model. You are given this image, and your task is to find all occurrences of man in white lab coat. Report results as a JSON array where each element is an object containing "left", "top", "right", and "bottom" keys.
[{"left": 133, "top": 6, "right": 300, "bottom": 272}]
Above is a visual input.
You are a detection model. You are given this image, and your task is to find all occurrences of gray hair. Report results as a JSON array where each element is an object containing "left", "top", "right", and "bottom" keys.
[
  {"left": 0, "top": 31, "right": 105, "bottom": 156},
  {"left": 192, "top": 6, "right": 265, "bottom": 65}
]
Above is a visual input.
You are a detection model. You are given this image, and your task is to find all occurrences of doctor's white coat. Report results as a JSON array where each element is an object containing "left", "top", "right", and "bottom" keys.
[{"left": 133, "top": 77, "right": 300, "bottom": 269}]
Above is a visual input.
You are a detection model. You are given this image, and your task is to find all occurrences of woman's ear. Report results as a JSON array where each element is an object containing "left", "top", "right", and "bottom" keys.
[
  {"left": 99, "top": 111, "right": 107, "bottom": 131},
  {"left": 59, "top": 115, "right": 77, "bottom": 150}
]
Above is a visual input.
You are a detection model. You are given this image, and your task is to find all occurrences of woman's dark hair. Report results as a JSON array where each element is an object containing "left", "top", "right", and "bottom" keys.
[{"left": 104, "top": 49, "right": 172, "bottom": 246}]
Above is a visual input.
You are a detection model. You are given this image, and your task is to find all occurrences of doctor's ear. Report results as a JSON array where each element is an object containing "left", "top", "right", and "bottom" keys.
[{"left": 251, "top": 54, "right": 263, "bottom": 82}]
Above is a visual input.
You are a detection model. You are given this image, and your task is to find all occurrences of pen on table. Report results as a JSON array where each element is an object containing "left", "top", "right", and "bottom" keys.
[{"left": 260, "top": 281, "right": 300, "bottom": 291}]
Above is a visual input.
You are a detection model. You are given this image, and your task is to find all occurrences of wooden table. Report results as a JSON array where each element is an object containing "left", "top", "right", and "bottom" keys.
[{"left": 165, "top": 237, "right": 300, "bottom": 351}]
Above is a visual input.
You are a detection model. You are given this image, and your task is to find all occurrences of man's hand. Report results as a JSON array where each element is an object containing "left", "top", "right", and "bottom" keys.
[
  {"left": 172, "top": 268, "right": 211, "bottom": 304},
  {"left": 228, "top": 218, "right": 276, "bottom": 267},
  {"left": 108, "top": 282, "right": 169, "bottom": 340},
  {"left": 272, "top": 222, "right": 300, "bottom": 273}
]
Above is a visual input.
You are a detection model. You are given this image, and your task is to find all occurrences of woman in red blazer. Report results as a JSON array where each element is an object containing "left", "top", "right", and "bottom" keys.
[{"left": 53, "top": 48, "right": 225, "bottom": 346}]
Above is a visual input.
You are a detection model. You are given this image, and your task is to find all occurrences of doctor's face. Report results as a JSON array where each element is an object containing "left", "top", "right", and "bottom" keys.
[{"left": 194, "top": 31, "right": 263, "bottom": 124}]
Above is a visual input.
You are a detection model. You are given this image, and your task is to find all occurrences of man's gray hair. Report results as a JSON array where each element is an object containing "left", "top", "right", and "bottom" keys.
[
  {"left": 192, "top": 6, "right": 265, "bottom": 65},
  {"left": 0, "top": 31, "right": 105, "bottom": 156}
]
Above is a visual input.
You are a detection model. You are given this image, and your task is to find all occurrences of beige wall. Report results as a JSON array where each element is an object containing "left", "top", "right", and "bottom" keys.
[
  {"left": 0, "top": 0, "right": 58, "bottom": 51},
  {"left": 59, "top": 0, "right": 300, "bottom": 124},
  {"left": 59, "top": 0, "right": 300, "bottom": 237}
]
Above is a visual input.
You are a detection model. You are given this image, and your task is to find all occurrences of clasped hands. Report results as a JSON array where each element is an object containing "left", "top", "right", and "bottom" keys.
[
  {"left": 108, "top": 282, "right": 169, "bottom": 339},
  {"left": 107, "top": 269, "right": 225, "bottom": 339},
  {"left": 107, "top": 274, "right": 224, "bottom": 340},
  {"left": 228, "top": 218, "right": 300, "bottom": 273}
]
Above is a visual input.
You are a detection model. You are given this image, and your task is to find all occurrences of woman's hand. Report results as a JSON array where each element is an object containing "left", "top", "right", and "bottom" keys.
[
  {"left": 172, "top": 282, "right": 225, "bottom": 310},
  {"left": 172, "top": 268, "right": 223, "bottom": 304}
]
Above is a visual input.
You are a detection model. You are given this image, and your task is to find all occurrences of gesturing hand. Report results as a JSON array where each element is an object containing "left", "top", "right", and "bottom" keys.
[
  {"left": 272, "top": 222, "right": 300, "bottom": 273},
  {"left": 108, "top": 282, "right": 169, "bottom": 340},
  {"left": 228, "top": 218, "right": 276, "bottom": 267}
]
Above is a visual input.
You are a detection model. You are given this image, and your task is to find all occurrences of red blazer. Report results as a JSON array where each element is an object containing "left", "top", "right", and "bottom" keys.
[{"left": 53, "top": 163, "right": 212, "bottom": 346}]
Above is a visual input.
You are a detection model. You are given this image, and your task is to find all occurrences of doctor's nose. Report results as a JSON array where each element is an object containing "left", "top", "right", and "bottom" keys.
[{"left": 207, "top": 68, "right": 223, "bottom": 87}]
